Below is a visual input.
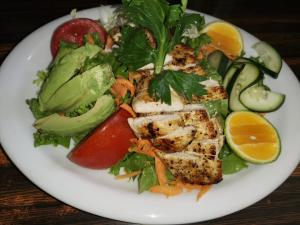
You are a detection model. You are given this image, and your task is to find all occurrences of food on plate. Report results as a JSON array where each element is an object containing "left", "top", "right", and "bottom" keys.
[
  {"left": 68, "top": 109, "right": 135, "bottom": 169},
  {"left": 225, "top": 111, "right": 281, "bottom": 163},
  {"left": 26, "top": 0, "right": 285, "bottom": 199},
  {"left": 51, "top": 18, "right": 107, "bottom": 57}
]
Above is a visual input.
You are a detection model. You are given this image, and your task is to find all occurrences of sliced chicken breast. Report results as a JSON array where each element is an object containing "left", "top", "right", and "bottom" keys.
[
  {"left": 128, "top": 110, "right": 210, "bottom": 139},
  {"left": 153, "top": 126, "right": 196, "bottom": 151},
  {"left": 156, "top": 151, "right": 222, "bottom": 185},
  {"left": 187, "top": 136, "right": 224, "bottom": 159}
]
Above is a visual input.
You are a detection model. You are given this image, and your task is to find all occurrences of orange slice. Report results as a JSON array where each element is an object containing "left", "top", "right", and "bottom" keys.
[
  {"left": 202, "top": 21, "right": 243, "bottom": 58},
  {"left": 225, "top": 111, "right": 280, "bottom": 163}
]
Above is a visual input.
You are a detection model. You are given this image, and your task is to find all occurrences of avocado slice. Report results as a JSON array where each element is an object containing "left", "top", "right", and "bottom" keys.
[
  {"left": 42, "top": 64, "right": 115, "bottom": 113},
  {"left": 39, "top": 43, "right": 100, "bottom": 111},
  {"left": 49, "top": 46, "right": 76, "bottom": 69},
  {"left": 34, "top": 95, "right": 115, "bottom": 136}
]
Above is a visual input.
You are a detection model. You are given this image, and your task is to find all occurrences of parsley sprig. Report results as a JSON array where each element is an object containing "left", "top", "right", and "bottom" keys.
[
  {"left": 149, "top": 70, "right": 207, "bottom": 104},
  {"left": 119, "top": 0, "right": 208, "bottom": 104}
]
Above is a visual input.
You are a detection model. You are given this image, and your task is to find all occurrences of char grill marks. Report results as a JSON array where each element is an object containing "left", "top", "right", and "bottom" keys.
[{"left": 127, "top": 43, "right": 226, "bottom": 185}]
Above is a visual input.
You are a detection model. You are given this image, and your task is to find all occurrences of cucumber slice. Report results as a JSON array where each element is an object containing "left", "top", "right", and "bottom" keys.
[
  {"left": 207, "top": 50, "right": 230, "bottom": 76},
  {"left": 240, "top": 83, "right": 285, "bottom": 112},
  {"left": 223, "top": 63, "right": 244, "bottom": 89},
  {"left": 252, "top": 41, "right": 282, "bottom": 78},
  {"left": 228, "top": 63, "right": 262, "bottom": 111}
]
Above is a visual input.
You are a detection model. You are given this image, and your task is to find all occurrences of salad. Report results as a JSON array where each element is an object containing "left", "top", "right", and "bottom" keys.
[{"left": 27, "top": 0, "right": 285, "bottom": 198}]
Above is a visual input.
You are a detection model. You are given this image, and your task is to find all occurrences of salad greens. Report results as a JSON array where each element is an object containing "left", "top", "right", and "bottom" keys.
[
  {"left": 219, "top": 144, "right": 248, "bottom": 174},
  {"left": 110, "top": 152, "right": 158, "bottom": 193},
  {"left": 116, "top": 26, "right": 155, "bottom": 71},
  {"left": 33, "top": 131, "right": 71, "bottom": 148},
  {"left": 120, "top": 0, "right": 209, "bottom": 104},
  {"left": 27, "top": 0, "right": 253, "bottom": 177},
  {"left": 110, "top": 152, "right": 174, "bottom": 193}
]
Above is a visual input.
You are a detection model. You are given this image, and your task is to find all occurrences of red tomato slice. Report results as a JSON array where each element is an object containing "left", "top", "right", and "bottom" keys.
[
  {"left": 51, "top": 18, "right": 107, "bottom": 57},
  {"left": 68, "top": 109, "right": 136, "bottom": 169}
]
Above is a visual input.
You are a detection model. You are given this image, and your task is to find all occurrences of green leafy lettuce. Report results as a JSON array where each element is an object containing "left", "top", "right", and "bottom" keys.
[
  {"left": 33, "top": 131, "right": 71, "bottom": 148},
  {"left": 110, "top": 152, "right": 158, "bottom": 193},
  {"left": 110, "top": 152, "right": 174, "bottom": 193},
  {"left": 219, "top": 143, "right": 248, "bottom": 174}
]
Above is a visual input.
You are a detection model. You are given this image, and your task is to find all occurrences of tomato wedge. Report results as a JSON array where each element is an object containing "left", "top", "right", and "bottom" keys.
[
  {"left": 68, "top": 109, "right": 136, "bottom": 169},
  {"left": 51, "top": 18, "right": 107, "bottom": 57}
]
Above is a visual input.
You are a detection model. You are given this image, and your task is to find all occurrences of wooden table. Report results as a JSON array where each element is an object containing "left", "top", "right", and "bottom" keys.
[{"left": 1, "top": 0, "right": 299, "bottom": 224}]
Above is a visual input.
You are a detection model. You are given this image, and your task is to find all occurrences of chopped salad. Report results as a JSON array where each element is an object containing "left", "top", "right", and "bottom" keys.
[{"left": 27, "top": 0, "right": 285, "bottom": 199}]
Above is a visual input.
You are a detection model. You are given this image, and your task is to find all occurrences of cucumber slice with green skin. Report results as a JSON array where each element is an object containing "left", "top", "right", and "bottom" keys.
[
  {"left": 240, "top": 83, "right": 285, "bottom": 112},
  {"left": 223, "top": 62, "right": 245, "bottom": 89},
  {"left": 207, "top": 50, "right": 231, "bottom": 77},
  {"left": 239, "top": 57, "right": 279, "bottom": 78},
  {"left": 228, "top": 63, "right": 262, "bottom": 111},
  {"left": 252, "top": 41, "right": 282, "bottom": 78}
]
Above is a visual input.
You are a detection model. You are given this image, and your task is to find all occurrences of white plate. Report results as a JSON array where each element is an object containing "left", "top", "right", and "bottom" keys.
[{"left": 0, "top": 6, "right": 299, "bottom": 224}]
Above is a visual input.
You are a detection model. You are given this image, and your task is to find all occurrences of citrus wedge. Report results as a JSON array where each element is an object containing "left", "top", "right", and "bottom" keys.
[
  {"left": 202, "top": 21, "right": 243, "bottom": 58},
  {"left": 225, "top": 111, "right": 280, "bottom": 164}
]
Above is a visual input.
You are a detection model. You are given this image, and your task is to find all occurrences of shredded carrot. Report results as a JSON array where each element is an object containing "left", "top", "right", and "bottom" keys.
[
  {"left": 120, "top": 103, "right": 136, "bottom": 118},
  {"left": 111, "top": 78, "right": 135, "bottom": 105},
  {"left": 105, "top": 35, "right": 114, "bottom": 49},
  {"left": 150, "top": 184, "right": 183, "bottom": 197},
  {"left": 126, "top": 138, "right": 212, "bottom": 200},
  {"left": 196, "top": 185, "right": 211, "bottom": 201},
  {"left": 86, "top": 33, "right": 95, "bottom": 45},
  {"left": 175, "top": 181, "right": 203, "bottom": 193},
  {"left": 115, "top": 171, "right": 142, "bottom": 180},
  {"left": 155, "top": 157, "right": 168, "bottom": 186},
  {"left": 131, "top": 138, "right": 157, "bottom": 158}
]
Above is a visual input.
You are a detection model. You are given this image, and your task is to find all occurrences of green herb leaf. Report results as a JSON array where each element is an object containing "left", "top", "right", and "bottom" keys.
[
  {"left": 169, "top": 13, "right": 205, "bottom": 51},
  {"left": 149, "top": 70, "right": 207, "bottom": 104},
  {"left": 138, "top": 165, "right": 158, "bottom": 193},
  {"left": 166, "top": 4, "right": 183, "bottom": 27},
  {"left": 121, "top": 0, "right": 169, "bottom": 73},
  {"left": 116, "top": 26, "right": 155, "bottom": 71}
]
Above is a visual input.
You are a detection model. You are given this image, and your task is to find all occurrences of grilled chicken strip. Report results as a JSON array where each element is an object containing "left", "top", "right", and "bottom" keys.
[
  {"left": 156, "top": 151, "right": 222, "bottom": 185},
  {"left": 128, "top": 109, "right": 210, "bottom": 139},
  {"left": 130, "top": 69, "right": 227, "bottom": 114},
  {"left": 187, "top": 136, "right": 224, "bottom": 159}
]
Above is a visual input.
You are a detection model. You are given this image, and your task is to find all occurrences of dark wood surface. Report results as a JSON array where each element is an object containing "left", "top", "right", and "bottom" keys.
[{"left": 1, "top": 0, "right": 299, "bottom": 224}]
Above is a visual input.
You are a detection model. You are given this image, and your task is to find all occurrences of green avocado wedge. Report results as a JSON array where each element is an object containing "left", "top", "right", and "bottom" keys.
[
  {"left": 34, "top": 95, "right": 115, "bottom": 136},
  {"left": 42, "top": 64, "right": 115, "bottom": 113},
  {"left": 38, "top": 43, "right": 100, "bottom": 111}
]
